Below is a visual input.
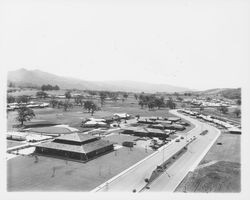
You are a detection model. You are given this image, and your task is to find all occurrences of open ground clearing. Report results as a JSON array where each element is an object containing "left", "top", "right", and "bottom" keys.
[
  {"left": 175, "top": 161, "right": 240, "bottom": 192},
  {"left": 175, "top": 132, "right": 241, "bottom": 193},
  {"left": 7, "top": 146, "right": 153, "bottom": 191}
]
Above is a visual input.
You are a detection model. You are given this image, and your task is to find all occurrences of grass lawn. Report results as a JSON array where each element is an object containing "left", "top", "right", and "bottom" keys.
[
  {"left": 7, "top": 98, "right": 179, "bottom": 132},
  {"left": 175, "top": 132, "right": 241, "bottom": 193},
  {"left": 7, "top": 146, "right": 153, "bottom": 191},
  {"left": 199, "top": 133, "right": 241, "bottom": 164},
  {"left": 175, "top": 161, "right": 241, "bottom": 193},
  {"left": 7, "top": 140, "right": 25, "bottom": 148},
  {"left": 105, "top": 134, "right": 139, "bottom": 145}
]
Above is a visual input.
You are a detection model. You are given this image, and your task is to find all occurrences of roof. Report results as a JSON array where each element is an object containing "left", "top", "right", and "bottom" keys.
[
  {"left": 113, "top": 113, "right": 130, "bottom": 118},
  {"left": 55, "top": 133, "right": 98, "bottom": 143},
  {"left": 145, "top": 128, "right": 166, "bottom": 134},
  {"left": 35, "top": 139, "right": 113, "bottom": 154},
  {"left": 122, "top": 127, "right": 148, "bottom": 133},
  {"left": 36, "top": 142, "right": 85, "bottom": 153},
  {"left": 167, "top": 117, "right": 181, "bottom": 121},
  {"left": 82, "top": 139, "right": 113, "bottom": 154}
]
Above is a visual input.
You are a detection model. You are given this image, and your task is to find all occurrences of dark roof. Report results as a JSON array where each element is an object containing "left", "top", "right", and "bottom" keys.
[
  {"left": 55, "top": 133, "right": 98, "bottom": 143},
  {"left": 36, "top": 139, "right": 113, "bottom": 154},
  {"left": 36, "top": 142, "right": 85, "bottom": 153}
]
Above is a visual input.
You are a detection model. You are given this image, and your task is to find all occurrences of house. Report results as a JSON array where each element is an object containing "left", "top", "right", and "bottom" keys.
[{"left": 35, "top": 133, "right": 114, "bottom": 161}]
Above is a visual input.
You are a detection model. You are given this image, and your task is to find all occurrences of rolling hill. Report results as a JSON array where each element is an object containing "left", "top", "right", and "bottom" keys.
[{"left": 7, "top": 68, "right": 191, "bottom": 93}]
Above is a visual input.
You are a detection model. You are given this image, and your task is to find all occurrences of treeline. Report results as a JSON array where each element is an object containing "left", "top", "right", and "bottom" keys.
[
  {"left": 41, "top": 84, "right": 60, "bottom": 91},
  {"left": 138, "top": 94, "right": 176, "bottom": 110},
  {"left": 7, "top": 95, "right": 30, "bottom": 103}
]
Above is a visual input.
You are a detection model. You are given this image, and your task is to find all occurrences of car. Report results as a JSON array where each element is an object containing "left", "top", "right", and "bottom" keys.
[
  {"left": 181, "top": 136, "right": 184, "bottom": 139},
  {"left": 175, "top": 139, "right": 180, "bottom": 142}
]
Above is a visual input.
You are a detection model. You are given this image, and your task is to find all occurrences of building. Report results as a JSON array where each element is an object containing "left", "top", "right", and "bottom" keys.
[
  {"left": 122, "top": 127, "right": 169, "bottom": 138},
  {"left": 35, "top": 133, "right": 114, "bottom": 161}
]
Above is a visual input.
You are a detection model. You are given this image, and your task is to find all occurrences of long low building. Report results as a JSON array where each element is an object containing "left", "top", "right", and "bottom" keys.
[
  {"left": 35, "top": 133, "right": 114, "bottom": 161},
  {"left": 122, "top": 127, "right": 170, "bottom": 138}
]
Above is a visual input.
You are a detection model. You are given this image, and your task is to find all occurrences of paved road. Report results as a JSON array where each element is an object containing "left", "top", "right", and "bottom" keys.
[
  {"left": 93, "top": 110, "right": 201, "bottom": 192},
  {"left": 142, "top": 109, "right": 221, "bottom": 192}
]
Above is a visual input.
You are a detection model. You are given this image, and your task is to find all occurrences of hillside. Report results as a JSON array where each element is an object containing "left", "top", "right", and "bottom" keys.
[
  {"left": 7, "top": 68, "right": 191, "bottom": 93},
  {"left": 198, "top": 88, "right": 241, "bottom": 99}
]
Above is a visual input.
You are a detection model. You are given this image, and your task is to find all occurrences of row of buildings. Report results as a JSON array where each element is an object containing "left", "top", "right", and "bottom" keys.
[{"left": 179, "top": 109, "right": 241, "bottom": 134}]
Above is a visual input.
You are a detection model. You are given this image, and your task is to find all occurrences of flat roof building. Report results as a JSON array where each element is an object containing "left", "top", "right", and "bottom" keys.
[{"left": 35, "top": 133, "right": 114, "bottom": 162}]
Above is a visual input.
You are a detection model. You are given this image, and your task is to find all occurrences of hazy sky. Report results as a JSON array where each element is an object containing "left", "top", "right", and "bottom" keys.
[{"left": 1, "top": 0, "right": 249, "bottom": 90}]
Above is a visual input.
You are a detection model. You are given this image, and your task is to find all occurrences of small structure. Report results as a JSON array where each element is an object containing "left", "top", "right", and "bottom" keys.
[
  {"left": 113, "top": 113, "right": 131, "bottom": 119},
  {"left": 35, "top": 133, "right": 114, "bottom": 161},
  {"left": 167, "top": 117, "right": 181, "bottom": 122}
]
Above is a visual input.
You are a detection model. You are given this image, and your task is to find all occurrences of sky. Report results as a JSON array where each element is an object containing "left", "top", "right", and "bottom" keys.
[{"left": 0, "top": 0, "right": 249, "bottom": 90}]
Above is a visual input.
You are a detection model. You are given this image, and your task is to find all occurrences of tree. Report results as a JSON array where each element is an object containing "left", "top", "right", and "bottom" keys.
[
  {"left": 123, "top": 93, "right": 129, "bottom": 101},
  {"left": 139, "top": 100, "right": 144, "bottom": 109},
  {"left": 206, "top": 97, "right": 212, "bottom": 101},
  {"left": 65, "top": 91, "right": 72, "bottom": 100},
  {"left": 16, "top": 95, "right": 30, "bottom": 104},
  {"left": 8, "top": 82, "right": 15, "bottom": 87},
  {"left": 16, "top": 106, "right": 35, "bottom": 125},
  {"left": 236, "top": 99, "right": 241, "bottom": 105},
  {"left": 233, "top": 108, "right": 241, "bottom": 118},
  {"left": 74, "top": 95, "right": 84, "bottom": 106},
  {"left": 148, "top": 100, "right": 156, "bottom": 110},
  {"left": 99, "top": 92, "right": 107, "bottom": 106},
  {"left": 217, "top": 105, "right": 228, "bottom": 114},
  {"left": 63, "top": 101, "right": 73, "bottom": 111},
  {"left": 154, "top": 97, "right": 165, "bottom": 109},
  {"left": 177, "top": 97, "right": 183, "bottom": 102},
  {"left": 83, "top": 101, "right": 98, "bottom": 115},
  {"left": 36, "top": 91, "right": 48, "bottom": 99},
  {"left": 7, "top": 95, "right": 15, "bottom": 103},
  {"left": 166, "top": 98, "right": 176, "bottom": 109},
  {"left": 50, "top": 99, "right": 58, "bottom": 108},
  {"left": 54, "top": 85, "right": 60, "bottom": 90}
]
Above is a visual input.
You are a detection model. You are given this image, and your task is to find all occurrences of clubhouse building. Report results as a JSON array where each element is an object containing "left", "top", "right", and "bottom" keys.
[{"left": 35, "top": 133, "right": 114, "bottom": 161}]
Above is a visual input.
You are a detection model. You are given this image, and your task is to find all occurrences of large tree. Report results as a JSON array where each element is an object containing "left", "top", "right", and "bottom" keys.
[
  {"left": 154, "top": 97, "right": 165, "bottom": 109},
  {"left": 65, "top": 91, "right": 72, "bottom": 100},
  {"left": 166, "top": 97, "right": 176, "bottom": 109},
  {"left": 233, "top": 108, "right": 241, "bottom": 118},
  {"left": 83, "top": 101, "right": 98, "bottom": 115},
  {"left": 74, "top": 95, "right": 84, "bottom": 106},
  {"left": 16, "top": 106, "right": 35, "bottom": 125},
  {"left": 99, "top": 92, "right": 107, "bottom": 106},
  {"left": 36, "top": 91, "right": 48, "bottom": 99},
  {"left": 7, "top": 95, "right": 15, "bottom": 103},
  {"left": 217, "top": 105, "right": 228, "bottom": 114},
  {"left": 16, "top": 95, "right": 30, "bottom": 104}
]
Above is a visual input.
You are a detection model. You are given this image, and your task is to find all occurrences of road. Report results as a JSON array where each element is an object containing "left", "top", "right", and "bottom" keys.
[
  {"left": 92, "top": 109, "right": 219, "bottom": 192},
  {"left": 142, "top": 109, "right": 221, "bottom": 192}
]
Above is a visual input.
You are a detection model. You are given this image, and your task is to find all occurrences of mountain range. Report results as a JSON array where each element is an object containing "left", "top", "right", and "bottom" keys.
[{"left": 7, "top": 68, "right": 192, "bottom": 93}]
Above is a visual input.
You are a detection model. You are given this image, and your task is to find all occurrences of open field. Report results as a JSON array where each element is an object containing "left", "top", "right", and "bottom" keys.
[
  {"left": 175, "top": 132, "right": 241, "bottom": 193},
  {"left": 175, "top": 161, "right": 240, "bottom": 192},
  {"left": 7, "top": 146, "right": 153, "bottom": 191},
  {"left": 199, "top": 132, "right": 241, "bottom": 164},
  {"left": 7, "top": 140, "right": 25, "bottom": 148},
  {"left": 7, "top": 97, "right": 179, "bottom": 132}
]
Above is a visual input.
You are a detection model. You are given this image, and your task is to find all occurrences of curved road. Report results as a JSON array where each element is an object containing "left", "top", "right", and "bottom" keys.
[
  {"left": 92, "top": 109, "right": 221, "bottom": 192},
  {"left": 143, "top": 109, "right": 221, "bottom": 192}
]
